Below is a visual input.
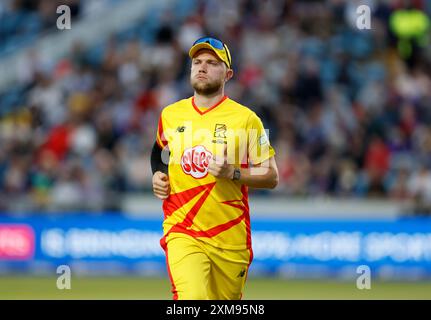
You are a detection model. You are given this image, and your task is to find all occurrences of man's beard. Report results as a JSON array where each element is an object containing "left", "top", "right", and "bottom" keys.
[{"left": 191, "top": 77, "right": 223, "bottom": 96}]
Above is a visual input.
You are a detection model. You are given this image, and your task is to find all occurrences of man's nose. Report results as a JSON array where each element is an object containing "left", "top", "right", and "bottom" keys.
[{"left": 198, "top": 64, "right": 207, "bottom": 73}]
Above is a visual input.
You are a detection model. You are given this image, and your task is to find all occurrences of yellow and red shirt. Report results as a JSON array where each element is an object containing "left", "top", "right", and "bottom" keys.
[{"left": 157, "top": 96, "right": 275, "bottom": 250}]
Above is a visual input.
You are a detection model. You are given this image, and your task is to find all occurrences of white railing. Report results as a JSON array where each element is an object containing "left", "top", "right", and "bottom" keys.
[{"left": 122, "top": 194, "right": 405, "bottom": 219}]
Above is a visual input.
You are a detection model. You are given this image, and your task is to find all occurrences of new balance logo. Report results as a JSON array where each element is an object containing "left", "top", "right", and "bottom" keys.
[
  {"left": 176, "top": 126, "right": 186, "bottom": 132},
  {"left": 237, "top": 269, "right": 246, "bottom": 278}
]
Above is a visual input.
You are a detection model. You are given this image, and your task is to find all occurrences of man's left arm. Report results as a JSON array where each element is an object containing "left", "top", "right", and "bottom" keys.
[
  {"left": 208, "top": 156, "right": 279, "bottom": 189},
  {"left": 235, "top": 157, "right": 279, "bottom": 189},
  {"left": 208, "top": 111, "right": 278, "bottom": 189}
]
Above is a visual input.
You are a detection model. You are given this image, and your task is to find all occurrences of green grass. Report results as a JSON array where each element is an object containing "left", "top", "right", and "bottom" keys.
[{"left": 0, "top": 276, "right": 430, "bottom": 300}]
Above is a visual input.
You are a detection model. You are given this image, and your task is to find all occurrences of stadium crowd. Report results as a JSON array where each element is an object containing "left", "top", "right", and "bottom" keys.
[
  {"left": 0, "top": 0, "right": 117, "bottom": 55},
  {"left": 0, "top": 0, "right": 431, "bottom": 214}
]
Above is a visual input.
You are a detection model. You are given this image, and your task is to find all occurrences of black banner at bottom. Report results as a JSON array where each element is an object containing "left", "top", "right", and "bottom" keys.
[{"left": 2, "top": 300, "right": 427, "bottom": 319}]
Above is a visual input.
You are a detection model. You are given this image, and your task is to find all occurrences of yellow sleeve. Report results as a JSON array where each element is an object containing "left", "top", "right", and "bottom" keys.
[
  {"left": 247, "top": 112, "right": 275, "bottom": 165},
  {"left": 156, "top": 110, "right": 168, "bottom": 149}
]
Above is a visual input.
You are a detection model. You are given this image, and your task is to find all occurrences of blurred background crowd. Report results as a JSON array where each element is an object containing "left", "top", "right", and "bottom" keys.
[{"left": 0, "top": 0, "right": 431, "bottom": 214}]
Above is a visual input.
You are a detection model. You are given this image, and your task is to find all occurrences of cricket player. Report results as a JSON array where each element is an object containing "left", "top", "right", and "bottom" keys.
[{"left": 151, "top": 36, "right": 279, "bottom": 300}]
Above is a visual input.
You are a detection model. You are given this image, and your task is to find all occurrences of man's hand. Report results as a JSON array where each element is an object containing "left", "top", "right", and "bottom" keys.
[
  {"left": 208, "top": 145, "right": 234, "bottom": 179},
  {"left": 152, "top": 171, "right": 171, "bottom": 200}
]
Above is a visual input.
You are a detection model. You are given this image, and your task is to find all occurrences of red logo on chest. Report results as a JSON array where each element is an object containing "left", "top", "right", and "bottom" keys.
[{"left": 181, "top": 146, "right": 213, "bottom": 179}]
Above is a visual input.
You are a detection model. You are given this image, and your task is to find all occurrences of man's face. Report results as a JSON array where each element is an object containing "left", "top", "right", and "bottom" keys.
[{"left": 190, "top": 49, "right": 232, "bottom": 96}]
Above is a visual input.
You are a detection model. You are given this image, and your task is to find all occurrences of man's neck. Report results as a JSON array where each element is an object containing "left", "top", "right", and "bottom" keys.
[{"left": 193, "top": 91, "right": 225, "bottom": 108}]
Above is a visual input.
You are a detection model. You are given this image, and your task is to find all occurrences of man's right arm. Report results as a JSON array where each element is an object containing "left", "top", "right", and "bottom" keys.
[
  {"left": 151, "top": 141, "right": 170, "bottom": 200},
  {"left": 151, "top": 141, "right": 168, "bottom": 175}
]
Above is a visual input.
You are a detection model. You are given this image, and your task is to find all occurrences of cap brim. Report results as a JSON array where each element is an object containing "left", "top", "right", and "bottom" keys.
[{"left": 189, "top": 43, "right": 229, "bottom": 68}]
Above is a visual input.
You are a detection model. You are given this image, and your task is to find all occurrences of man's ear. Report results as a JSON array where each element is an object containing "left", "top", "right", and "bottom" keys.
[{"left": 225, "top": 69, "right": 234, "bottom": 82}]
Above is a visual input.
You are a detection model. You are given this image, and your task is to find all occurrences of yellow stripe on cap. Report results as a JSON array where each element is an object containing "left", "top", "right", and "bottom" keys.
[{"left": 189, "top": 42, "right": 232, "bottom": 69}]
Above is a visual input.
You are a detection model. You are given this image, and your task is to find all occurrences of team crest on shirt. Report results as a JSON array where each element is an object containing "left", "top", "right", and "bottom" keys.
[
  {"left": 181, "top": 145, "right": 213, "bottom": 179},
  {"left": 214, "top": 124, "right": 227, "bottom": 138},
  {"left": 212, "top": 124, "right": 227, "bottom": 145}
]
